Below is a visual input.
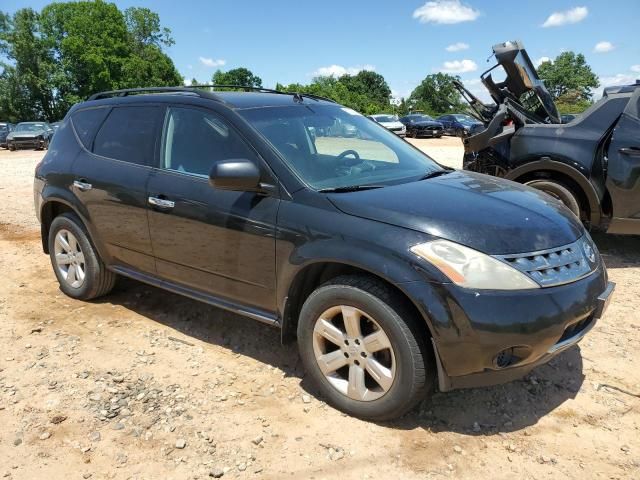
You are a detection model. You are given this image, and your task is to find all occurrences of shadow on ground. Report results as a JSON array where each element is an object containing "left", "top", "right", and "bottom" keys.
[{"left": 97, "top": 276, "right": 586, "bottom": 437}]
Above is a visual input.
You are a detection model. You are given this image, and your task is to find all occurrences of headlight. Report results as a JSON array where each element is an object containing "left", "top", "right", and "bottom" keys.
[{"left": 410, "top": 239, "right": 540, "bottom": 290}]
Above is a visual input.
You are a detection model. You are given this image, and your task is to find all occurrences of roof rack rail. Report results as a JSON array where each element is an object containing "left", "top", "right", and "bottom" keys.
[
  {"left": 87, "top": 87, "right": 217, "bottom": 101},
  {"left": 190, "top": 84, "right": 337, "bottom": 103},
  {"left": 88, "top": 84, "right": 337, "bottom": 104}
]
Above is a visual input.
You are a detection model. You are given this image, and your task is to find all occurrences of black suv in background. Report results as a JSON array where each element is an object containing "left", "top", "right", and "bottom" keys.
[
  {"left": 35, "top": 86, "right": 614, "bottom": 420},
  {"left": 456, "top": 41, "right": 640, "bottom": 235}
]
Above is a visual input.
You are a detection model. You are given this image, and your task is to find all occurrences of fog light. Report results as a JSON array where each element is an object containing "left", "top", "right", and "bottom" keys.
[{"left": 494, "top": 348, "right": 517, "bottom": 369}]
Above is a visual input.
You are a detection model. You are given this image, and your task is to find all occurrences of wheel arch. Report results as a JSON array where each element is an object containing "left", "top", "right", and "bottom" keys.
[
  {"left": 39, "top": 194, "right": 103, "bottom": 258},
  {"left": 506, "top": 158, "right": 602, "bottom": 226},
  {"left": 279, "top": 260, "right": 436, "bottom": 352}
]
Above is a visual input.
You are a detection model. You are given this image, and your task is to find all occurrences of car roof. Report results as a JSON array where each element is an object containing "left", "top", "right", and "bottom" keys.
[{"left": 79, "top": 89, "right": 337, "bottom": 111}]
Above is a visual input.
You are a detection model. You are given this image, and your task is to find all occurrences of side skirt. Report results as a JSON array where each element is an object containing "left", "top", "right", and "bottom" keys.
[{"left": 111, "top": 265, "right": 281, "bottom": 328}]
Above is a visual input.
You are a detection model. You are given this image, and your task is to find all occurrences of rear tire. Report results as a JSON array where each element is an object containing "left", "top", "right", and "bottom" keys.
[
  {"left": 48, "top": 213, "right": 116, "bottom": 300},
  {"left": 525, "top": 179, "right": 581, "bottom": 218},
  {"left": 297, "top": 275, "right": 433, "bottom": 421}
]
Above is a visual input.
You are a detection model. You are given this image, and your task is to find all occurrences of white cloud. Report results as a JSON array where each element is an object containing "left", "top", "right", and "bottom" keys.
[
  {"left": 446, "top": 42, "right": 470, "bottom": 52},
  {"left": 313, "top": 64, "right": 375, "bottom": 77},
  {"left": 199, "top": 57, "right": 226, "bottom": 68},
  {"left": 413, "top": 0, "right": 480, "bottom": 25},
  {"left": 535, "top": 56, "right": 551, "bottom": 67},
  {"left": 542, "top": 6, "right": 588, "bottom": 27},
  {"left": 437, "top": 59, "right": 478, "bottom": 73},
  {"left": 593, "top": 73, "right": 638, "bottom": 98},
  {"left": 594, "top": 41, "right": 614, "bottom": 53},
  {"left": 632, "top": 65, "right": 640, "bottom": 73}
]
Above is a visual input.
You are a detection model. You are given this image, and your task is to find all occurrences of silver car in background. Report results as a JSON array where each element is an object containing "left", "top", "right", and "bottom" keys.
[{"left": 369, "top": 114, "right": 406, "bottom": 137}]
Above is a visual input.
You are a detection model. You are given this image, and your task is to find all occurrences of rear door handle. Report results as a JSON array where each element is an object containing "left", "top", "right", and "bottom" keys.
[
  {"left": 619, "top": 147, "right": 640, "bottom": 157},
  {"left": 73, "top": 180, "right": 92, "bottom": 191},
  {"left": 148, "top": 196, "right": 175, "bottom": 209}
]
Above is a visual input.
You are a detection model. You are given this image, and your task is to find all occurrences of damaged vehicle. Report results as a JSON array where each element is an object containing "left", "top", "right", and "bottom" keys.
[{"left": 456, "top": 40, "right": 640, "bottom": 235}]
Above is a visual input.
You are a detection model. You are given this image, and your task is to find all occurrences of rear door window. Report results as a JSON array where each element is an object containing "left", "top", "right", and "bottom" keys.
[
  {"left": 93, "top": 106, "right": 162, "bottom": 165},
  {"left": 71, "top": 107, "right": 111, "bottom": 150}
]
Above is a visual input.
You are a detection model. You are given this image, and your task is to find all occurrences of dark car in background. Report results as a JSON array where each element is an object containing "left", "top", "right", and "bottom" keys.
[
  {"left": 34, "top": 86, "right": 613, "bottom": 420},
  {"left": 7, "top": 121, "right": 54, "bottom": 150},
  {"left": 455, "top": 40, "right": 640, "bottom": 235},
  {"left": 399, "top": 114, "right": 444, "bottom": 138},
  {"left": 0, "top": 122, "right": 15, "bottom": 148},
  {"left": 437, "top": 114, "right": 484, "bottom": 137}
]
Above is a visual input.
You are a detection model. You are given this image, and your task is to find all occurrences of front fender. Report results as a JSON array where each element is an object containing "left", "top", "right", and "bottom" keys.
[{"left": 506, "top": 158, "right": 602, "bottom": 226}]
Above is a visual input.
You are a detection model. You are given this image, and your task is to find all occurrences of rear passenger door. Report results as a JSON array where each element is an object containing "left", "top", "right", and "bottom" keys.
[
  {"left": 71, "top": 105, "right": 163, "bottom": 273},
  {"left": 146, "top": 106, "right": 279, "bottom": 313},
  {"left": 606, "top": 88, "right": 640, "bottom": 227}
]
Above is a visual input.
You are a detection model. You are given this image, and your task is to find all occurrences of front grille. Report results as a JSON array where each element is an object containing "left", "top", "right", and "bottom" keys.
[{"left": 496, "top": 236, "right": 597, "bottom": 287}]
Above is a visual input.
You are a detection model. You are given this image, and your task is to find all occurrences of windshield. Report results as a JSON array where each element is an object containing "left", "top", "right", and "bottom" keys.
[
  {"left": 16, "top": 123, "right": 45, "bottom": 132},
  {"left": 452, "top": 114, "right": 476, "bottom": 124},
  {"left": 240, "top": 105, "right": 441, "bottom": 190},
  {"left": 373, "top": 115, "right": 398, "bottom": 123}
]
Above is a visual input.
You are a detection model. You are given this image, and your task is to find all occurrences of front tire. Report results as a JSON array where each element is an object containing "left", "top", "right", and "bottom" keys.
[
  {"left": 48, "top": 213, "right": 116, "bottom": 300},
  {"left": 525, "top": 179, "right": 581, "bottom": 218},
  {"left": 297, "top": 275, "right": 432, "bottom": 420}
]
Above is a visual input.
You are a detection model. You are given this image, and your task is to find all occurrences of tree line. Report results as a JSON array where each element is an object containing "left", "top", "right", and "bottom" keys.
[{"left": 1, "top": 1, "right": 601, "bottom": 122}]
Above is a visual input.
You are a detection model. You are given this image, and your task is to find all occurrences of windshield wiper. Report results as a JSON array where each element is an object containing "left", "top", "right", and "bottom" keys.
[
  {"left": 418, "top": 169, "right": 454, "bottom": 181},
  {"left": 317, "top": 185, "right": 384, "bottom": 193}
]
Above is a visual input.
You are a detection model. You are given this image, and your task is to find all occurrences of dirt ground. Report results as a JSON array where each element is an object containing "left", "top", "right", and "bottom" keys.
[{"left": 1, "top": 143, "right": 639, "bottom": 480}]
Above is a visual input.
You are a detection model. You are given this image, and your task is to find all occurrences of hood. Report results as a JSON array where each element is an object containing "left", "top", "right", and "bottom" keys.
[
  {"left": 413, "top": 120, "right": 442, "bottom": 128},
  {"left": 327, "top": 170, "right": 583, "bottom": 255},
  {"left": 380, "top": 121, "right": 405, "bottom": 129},
  {"left": 9, "top": 130, "right": 46, "bottom": 138}
]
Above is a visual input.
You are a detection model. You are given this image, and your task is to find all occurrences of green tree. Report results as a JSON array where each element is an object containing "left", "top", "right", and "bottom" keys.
[
  {"left": 0, "top": 1, "right": 181, "bottom": 122},
  {"left": 537, "top": 52, "right": 599, "bottom": 101},
  {"left": 409, "top": 73, "right": 464, "bottom": 116},
  {"left": 338, "top": 71, "right": 391, "bottom": 106},
  {"left": 212, "top": 67, "right": 262, "bottom": 88}
]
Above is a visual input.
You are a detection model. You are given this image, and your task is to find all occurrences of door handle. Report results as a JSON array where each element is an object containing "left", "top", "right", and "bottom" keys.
[
  {"left": 73, "top": 180, "right": 92, "bottom": 191},
  {"left": 148, "top": 196, "right": 175, "bottom": 209},
  {"left": 619, "top": 147, "right": 640, "bottom": 157}
]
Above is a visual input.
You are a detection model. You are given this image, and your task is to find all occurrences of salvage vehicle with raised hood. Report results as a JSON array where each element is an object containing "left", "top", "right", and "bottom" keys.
[
  {"left": 455, "top": 40, "right": 640, "bottom": 235},
  {"left": 34, "top": 84, "right": 614, "bottom": 420}
]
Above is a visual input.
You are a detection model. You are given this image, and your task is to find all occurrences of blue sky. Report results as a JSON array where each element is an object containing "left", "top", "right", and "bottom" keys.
[{"left": 4, "top": 0, "right": 640, "bottom": 100}]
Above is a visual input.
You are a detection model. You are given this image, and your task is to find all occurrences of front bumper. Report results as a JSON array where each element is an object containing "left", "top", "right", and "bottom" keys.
[
  {"left": 9, "top": 137, "right": 44, "bottom": 149},
  {"left": 402, "top": 265, "right": 614, "bottom": 391}
]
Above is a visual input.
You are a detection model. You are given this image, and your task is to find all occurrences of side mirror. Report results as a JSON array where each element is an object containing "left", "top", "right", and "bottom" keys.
[{"left": 209, "top": 158, "right": 261, "bottom": 192}]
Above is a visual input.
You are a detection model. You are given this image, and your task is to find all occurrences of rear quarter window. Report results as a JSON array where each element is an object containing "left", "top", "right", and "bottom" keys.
[
  {"left": 93, "top": 106, "right": 162, "bottom": 166},
  {"left": 71, "top": 107, "right": 111, "bottom": 150}
]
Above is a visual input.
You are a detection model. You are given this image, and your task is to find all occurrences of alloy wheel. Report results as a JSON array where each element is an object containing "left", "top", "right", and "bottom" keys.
[
  {"left": 54, "top": 229, "right": 86, "bottom": 288},
  {"left": 312, "top": 305, "right": 396, "bottom": 401}
]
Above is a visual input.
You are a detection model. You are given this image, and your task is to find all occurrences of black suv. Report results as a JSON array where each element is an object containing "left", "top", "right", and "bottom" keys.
[
  {"left": 456, "top": 41, "right": 640, "bottom": 235},
  {"left": 35, "top": 86, "right": 614, "bottom": 420}
]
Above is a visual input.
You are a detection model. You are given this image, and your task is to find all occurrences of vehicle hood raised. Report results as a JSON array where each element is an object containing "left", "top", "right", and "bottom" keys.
[{"left": 327, "top": 170, "right": 583, "bottom": 255}]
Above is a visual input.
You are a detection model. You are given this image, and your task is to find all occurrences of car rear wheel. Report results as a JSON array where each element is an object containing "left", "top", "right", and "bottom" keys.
[
  {"left": 297, "top": 275, "right": 432, "bottom": 420},
  {"left": 525, "top": 179, "right": 581, "bottom": 218},
  {"left": 48, "top": 213, "right": 116, "bottom": 300}
]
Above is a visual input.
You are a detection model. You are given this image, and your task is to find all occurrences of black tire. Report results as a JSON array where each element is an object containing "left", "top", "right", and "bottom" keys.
[
  {"left": 9, "top": 143, "right": 16, "bottom": 151},
  {"left": 526, "top": 179, "right": 581, "bottom": 218},
  {"left": 297, "top": 275, "right": 433, "bottom": 421},
  {"left": 48, "top": 212, "right": 116, "bottom": 300},
  {"left": 410, "top": 130, "right": 418, "bottom": 139}
]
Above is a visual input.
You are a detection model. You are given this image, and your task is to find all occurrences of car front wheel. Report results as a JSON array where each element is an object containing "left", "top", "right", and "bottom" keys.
[
  {"left": 297, "top": 275, "right": 432, "bottom": 420},
  {"left": 48, "top": 213, "right": 116, "bottom": 300},
  {"left": 526, "top": 179, "right": 581, "bottom": 219}
]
